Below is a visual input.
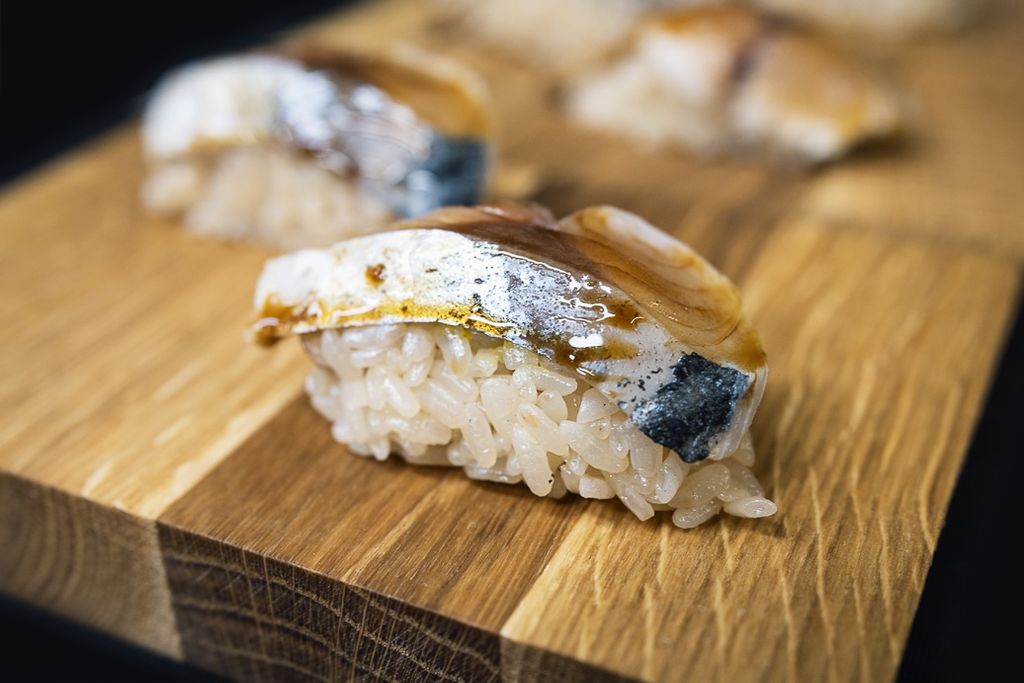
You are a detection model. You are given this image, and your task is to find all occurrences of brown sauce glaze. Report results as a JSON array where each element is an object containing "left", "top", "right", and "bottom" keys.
[
  {"left": 365, "top": 263, "right": 386, "bottom": 286},
  {"left": 550, "top": 338, "right": 640, "bottom": 381},
  {"left": 393, "top": 202, "right": 555, "bottom": 231},
  {"left": 251, "top": 296, "right": 304, "bottom": 347},
  {"left": 444, "top": 214, "right": 765, "bottom": 374},
  {"left": 439, "top": 220, "right": 763, "bottom": 370}
]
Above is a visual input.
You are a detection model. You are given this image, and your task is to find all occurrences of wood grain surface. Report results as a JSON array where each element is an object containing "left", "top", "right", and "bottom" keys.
[
  {"left": 797, "top": 0, "right": 1024, "bottom": 256},
  {"left": 0, "top": 131, "right": 308, "bottom": 654},
  {"left": 2, "top": 0, "right": 1022, "bottom": 680}
]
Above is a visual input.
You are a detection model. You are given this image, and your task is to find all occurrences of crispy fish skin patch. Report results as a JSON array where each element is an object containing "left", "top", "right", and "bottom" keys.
[{"left": 628, "top": 354, "right": 751, "bottom": 463}]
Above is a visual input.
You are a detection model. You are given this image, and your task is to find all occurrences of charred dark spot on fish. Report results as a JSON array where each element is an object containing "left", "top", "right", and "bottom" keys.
[
  {"left": 474, "top": 277, "right": 484, "bottom": 285},
  {"left": 471, "top": 292, "right": 484, "bottom": 312},
  {"left": 425, "top": 267, "right": 438, "bottom": 274},
  {"left": 400, "top": 136, "right": 488, "bottom": 217},
  {"left": 365, "top": 263, "right": 386, "bottom": 286},
  {"left": 731, "top": 12, "right": 789, "bottom": 86},
  {"left": 631, "top": 354, "right": 750, "bottom": 463},
  {"left": 731, "top": 41, "right": 761, "bottom": 85}
]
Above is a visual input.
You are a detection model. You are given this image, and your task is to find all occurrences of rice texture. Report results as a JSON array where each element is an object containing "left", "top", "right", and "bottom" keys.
[
  {"left": 142, "top": 147, "right": 393, "bottom": 250},
  {"left": 302, "top": 323, "right": 775, "bottom": 528}
]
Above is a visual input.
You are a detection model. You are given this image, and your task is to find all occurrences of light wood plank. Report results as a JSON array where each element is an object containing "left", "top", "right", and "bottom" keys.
[
  {"left": 0, "top": 130, "right": 308, "bottom": 653},
  {"left": 0, "top": 131, "right": 308, "bottom": 517}
]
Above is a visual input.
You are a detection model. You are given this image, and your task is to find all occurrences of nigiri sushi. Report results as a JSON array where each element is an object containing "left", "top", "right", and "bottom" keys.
[
  {"left": 567, "top": 6, "right": 901, "bottom": 163},
  {"left": 142, "top": 45, "right": 493, "bottom": 249},
  {"left": 433, "top": 0, "right": 702, "bottom": 73},
  {"left": 252, "top": 203, "right": 774, "bottom": 528}
]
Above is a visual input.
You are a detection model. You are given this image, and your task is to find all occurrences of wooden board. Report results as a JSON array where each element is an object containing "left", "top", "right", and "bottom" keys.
[
  {"left": 1, "top": 0, "right": 1022, "bottom": 680},
  {"left": 0, "top": 130, "right": 308, "bottom": 655},
  {"left": 796, "top": 1, "right": 1024, "bottom": 256}
]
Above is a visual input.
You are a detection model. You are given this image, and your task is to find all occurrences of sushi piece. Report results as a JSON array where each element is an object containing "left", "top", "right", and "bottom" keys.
[
  {"left": 567, "top": 6, "right": 902, "bottom": 163},
  {"left": 252, "top": 203, "right": 774, "bottom": 528},
  {"left": 433, "top": 0, "right": 706, "bottom": 73},
  {"left": 141, "top": 45, "right": 493, "bottom": 249}
]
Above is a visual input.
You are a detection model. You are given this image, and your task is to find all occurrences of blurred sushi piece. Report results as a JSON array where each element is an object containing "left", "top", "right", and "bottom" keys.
[
  {"left": 567, "top": 6, "right": 902, "bottom": 164},
  {"left": 436, "top": 0, "right": 975, "bottom": 74},
  {"left": 141, "top": 44, "right": 494, "bottom": 249},
  {"left": 434, "top": 0, "right": 709, "bottom": 73}
]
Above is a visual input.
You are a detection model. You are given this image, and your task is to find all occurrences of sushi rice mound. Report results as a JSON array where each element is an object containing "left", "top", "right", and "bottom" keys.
[
  {"left": 142, "top": 147, "right": 392, "bottom": 251},
  {"left": 302, "top": 322, "right": 776, "bottom": 529}
]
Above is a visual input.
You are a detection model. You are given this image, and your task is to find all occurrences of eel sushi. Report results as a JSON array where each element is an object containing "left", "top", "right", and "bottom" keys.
[
  {"left": 567, "top": 5, "right": 901, "bottom": 163},
  {"left": 142, "top": 45, "right": 493, "bottom": 249},
  {"left": 252, "top": 203, "right": 775, "bottom": 528}
]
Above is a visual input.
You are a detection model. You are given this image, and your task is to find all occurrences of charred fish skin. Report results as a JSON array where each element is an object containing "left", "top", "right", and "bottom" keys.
[
  {"left": 398, "top": 136, "right": 489, "bottom": 217},
  {"left": 253, "top": 205, "right": 766, "bottom": 467},
  {"left": 627, "top": 354, "right": 752, "bottom": 463}
]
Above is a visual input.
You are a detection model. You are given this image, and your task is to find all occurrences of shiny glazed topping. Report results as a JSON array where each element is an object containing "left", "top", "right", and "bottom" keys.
[
  {"left": 253, "top": 204, "right": 765, "bottom": 374},
  {"left": 252, "top": 203, "right": 767, "bottom": 462}
]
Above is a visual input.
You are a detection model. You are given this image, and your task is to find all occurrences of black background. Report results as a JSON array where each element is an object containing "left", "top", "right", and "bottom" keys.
[
  {"left": 2, "top": 2, "right": 338, "bottom": 181},
  {"left": 2, "top": 2, "right": 1022, "bottom": 680}
]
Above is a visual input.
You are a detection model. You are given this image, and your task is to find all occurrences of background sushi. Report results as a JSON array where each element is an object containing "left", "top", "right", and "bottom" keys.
[
  {"left": 436, "top": 0, "right": 975, "bottom": 72},
  {"left": 253, "top": 203, "right": 775, "bottom": 528},
  {"left": 141, "top": 44, "right": 494, "bottom": 249},
  {"left": 566, "top": 5, "right": 902, "bottom": 163},
  {"left": 433, "top": 0, "right": 706, "bottom": 73}
]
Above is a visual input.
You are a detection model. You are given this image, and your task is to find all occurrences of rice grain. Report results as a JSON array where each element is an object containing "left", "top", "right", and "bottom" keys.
[{"left": 304, "top": 323, "right": 774, "bottom": 528}]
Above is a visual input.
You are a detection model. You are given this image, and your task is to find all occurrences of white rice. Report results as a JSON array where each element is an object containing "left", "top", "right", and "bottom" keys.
[
  {"left": 302, "top": 322, "right": 776, "bottom": 528},
  {"left": 142, "top": 147, "right": 393, "bottom": 250}
]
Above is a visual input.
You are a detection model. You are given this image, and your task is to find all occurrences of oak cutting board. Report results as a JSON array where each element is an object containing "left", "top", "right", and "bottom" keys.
[{"left": 2, "top": 1, "right": 1022, "bottom": 681}]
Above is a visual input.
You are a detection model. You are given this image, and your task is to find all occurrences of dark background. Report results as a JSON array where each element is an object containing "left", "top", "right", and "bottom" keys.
[
  {"left": 2, "top": 2, "right": 1021, "bottom": 680},
  {"left": 2, "top": 2, "right": 338, "bottom": 182}
]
